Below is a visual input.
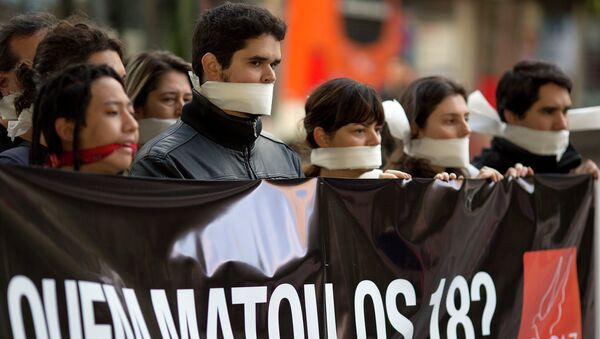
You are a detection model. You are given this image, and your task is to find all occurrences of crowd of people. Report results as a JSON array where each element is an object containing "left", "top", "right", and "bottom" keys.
[{"left": 0, "top": 2, "right": 598, "bottom": 181}]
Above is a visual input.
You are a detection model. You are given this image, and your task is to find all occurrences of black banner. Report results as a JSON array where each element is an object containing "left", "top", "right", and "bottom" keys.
[{"left": 0, "top": 165, "right": 595, "bottom": 338}]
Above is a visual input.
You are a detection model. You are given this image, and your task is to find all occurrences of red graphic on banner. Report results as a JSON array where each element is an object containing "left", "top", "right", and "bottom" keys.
[{"left": 518, "top": 247, "right": 582, "bottom": 339}]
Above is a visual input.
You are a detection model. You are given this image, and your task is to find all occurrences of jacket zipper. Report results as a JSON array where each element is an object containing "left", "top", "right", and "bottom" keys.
[
  {"left": 244, "top": 146, "right": 257, "bottom": 179},
  {"left": 244, "top": 118, "right": 258, "bottom": 179}
]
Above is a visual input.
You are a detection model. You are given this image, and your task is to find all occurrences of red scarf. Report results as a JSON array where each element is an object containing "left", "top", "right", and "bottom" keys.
[{"left": 48, "top": 143, "right": 137, "bottom": 168}]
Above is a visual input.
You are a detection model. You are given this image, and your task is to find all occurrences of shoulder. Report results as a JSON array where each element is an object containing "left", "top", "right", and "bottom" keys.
[
  {"left": 0, "top": 145, "right": 30, "bottom": 166},
  {"left": 130, "top": 122, "right": 199, "bottom": 178},
  {"left": 472, "top": 138, "right": 509, "bottom": 170},
  {"left": 258, "top": 131, "right": 299, "bottom": 156},
  {"left": 139, "top": 121, "right": 198, "bottom": 159},
  {"left": 255, "top": 132, "right": 303, "bottom": 178}
]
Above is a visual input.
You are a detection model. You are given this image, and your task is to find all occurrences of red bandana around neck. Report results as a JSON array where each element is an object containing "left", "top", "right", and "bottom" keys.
[{"left": 48, "top": 143, "right": 137, "bottom": 168}]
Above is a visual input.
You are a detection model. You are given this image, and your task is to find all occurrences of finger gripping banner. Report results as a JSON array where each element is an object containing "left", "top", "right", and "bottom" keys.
[{"left": 0, "top": 166, "right": 595, "bottom": 338}]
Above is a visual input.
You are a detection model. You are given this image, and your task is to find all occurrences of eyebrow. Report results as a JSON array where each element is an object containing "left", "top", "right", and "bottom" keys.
[
  {"left": 441, "top": 112, "right": 469, "bottom": 116},
  {"left": 248, "top": 55, "right": 281, "bottom": 64},
  {"left": 541, "top": 105, "right": 572, "bottom": 111},
  {"left": 104, "top": 100, "right": 132, "bottom": 106}
]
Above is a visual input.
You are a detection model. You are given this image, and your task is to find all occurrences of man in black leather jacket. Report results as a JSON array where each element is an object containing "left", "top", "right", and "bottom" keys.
[
  {"left": 129, "top": 3, "right": 303, "bottom": 180},
  {"left": 473, "top": 60, "right": 598, "bottom": 178}
]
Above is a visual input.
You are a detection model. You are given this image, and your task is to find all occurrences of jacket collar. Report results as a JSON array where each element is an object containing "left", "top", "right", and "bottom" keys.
[
  {"left": 181, "top": 90, "right": 262, "bottom": 151},
  {"left": 493, "top": 137, "right": 581, "bottom": 173}
]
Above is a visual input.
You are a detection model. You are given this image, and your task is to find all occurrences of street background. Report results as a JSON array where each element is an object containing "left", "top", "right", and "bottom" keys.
[{"left": 2, "top": 0, "right": 599, "bottom": 163}]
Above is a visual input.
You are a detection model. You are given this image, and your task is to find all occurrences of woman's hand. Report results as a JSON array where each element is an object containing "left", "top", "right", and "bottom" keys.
[
  {"left": 505, "top": 163, "right": 534, "bottom": 178},
  {"left": 475, "top": 166, "right": 504, "bottom": 182},
  {"left": 434, "top": 172, "right": 463, "bottom": 181},
  {"left": 571, "top": 159, "right": 599, "bottom": 180},
  {"left": 379, "top": 169, "right": 412, "bottom": 179}
]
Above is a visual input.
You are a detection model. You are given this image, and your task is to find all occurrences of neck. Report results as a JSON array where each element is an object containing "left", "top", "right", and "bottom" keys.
[{"left": 319, "top": 168, "right": 369, "bottom": 178}]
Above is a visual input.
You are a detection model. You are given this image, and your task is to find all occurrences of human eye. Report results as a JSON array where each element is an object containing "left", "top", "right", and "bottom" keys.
[
  {"left": 445, "top": 118, "right": 456, "bottom": 125},
  {"left": 541, "top": 107, "right": 555, "bottom": 115},
  {"left": 161, "top": 96, "right": 177, "bottom": 105}
]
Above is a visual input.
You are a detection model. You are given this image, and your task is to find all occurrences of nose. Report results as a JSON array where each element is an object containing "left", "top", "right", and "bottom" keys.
[
  {"left": 122, "top": 109, "right": 139, "bottom": 135},
  {"left": 174, "top": 98, "right": 185, "bottom": 118},
  {"left": 261, "top": 65, "right": 276, "bottom": 84},
  {"left": 366, "top": 128, "right": 381, "bottom": 146},
  {"left": 460, "top": 118, "right": 471, "bottom": 138},
  {"left": 553, "top": 112, "right": 568, "bottom": 130}
]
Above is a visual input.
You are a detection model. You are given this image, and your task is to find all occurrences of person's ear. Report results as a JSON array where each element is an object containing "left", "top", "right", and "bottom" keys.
[
  {"left": 313, "top": 126, "right": 330, "bottom": 148},
  {"left": 503, "top": 109, "right": 520, "bottom": 125},
  {"left": 201, "top": 53, "right": 222, "bottom": 82},
  {"left": 54, "top": 117, "right": 75, "bottom": 143}
]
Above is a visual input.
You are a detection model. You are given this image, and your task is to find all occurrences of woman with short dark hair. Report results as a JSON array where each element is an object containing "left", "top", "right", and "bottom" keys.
[{"left": 303, "top": 77, "right": 410, "bottom": 179}]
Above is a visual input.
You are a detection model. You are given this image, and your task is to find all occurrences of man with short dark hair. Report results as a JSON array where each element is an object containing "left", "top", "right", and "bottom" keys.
[
  {"left": 130, "top": 2, "right": 303, "bottom": 180},
  {"left": 0, "top": 12, "right": 56, "bottom": 152},
  {"left": 473, "top": 60, "right": 599, "bottom": 178}
]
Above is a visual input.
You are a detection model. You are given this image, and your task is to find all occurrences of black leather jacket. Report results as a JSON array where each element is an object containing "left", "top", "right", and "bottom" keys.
[
  {"left": 472, "top": 137, "right": 582, "bottom": 174},
  {"left": 129, "top": 91, "right": 303, "bottom": 180}
]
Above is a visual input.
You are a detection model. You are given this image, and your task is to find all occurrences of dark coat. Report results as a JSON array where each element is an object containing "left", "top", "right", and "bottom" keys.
[
  {"left": 472, "top": 137, "right": 582, "bottom": 174},
  {"left": 129, "top": 91, "right": 303, "bottom": 180}
]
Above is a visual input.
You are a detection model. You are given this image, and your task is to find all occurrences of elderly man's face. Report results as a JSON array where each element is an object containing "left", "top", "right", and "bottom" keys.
[{"left": 0, "top": 29, "right": 47, "bottom": 97}]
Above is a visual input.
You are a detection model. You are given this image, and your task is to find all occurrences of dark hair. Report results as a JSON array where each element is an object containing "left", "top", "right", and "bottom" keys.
[
  {"left": 496, "top": 60, "right": 572, "bottom": 122},
  {"left": 303, "top": 77, "right": 385, "bottom": 176},
  {"left": 191, "top": 2, "right": 286, "bottom": 81},
  {"left": 386, "top": 76, "right": 467, "bottom": 177},
  {"left": 30, "top": 63, "right": 124, "bottom": 170},
  {"left": 125, "top": 51, "right": 191, "bottom": 112},
  {"left": 0, "top": 12, "right": 56, "bottom": 73},
  {"left": 400, "top": 76, "right": 467, "bottom": 135},
  {"left": 16, "top": 18, "right": 124, "bottom": 113}
]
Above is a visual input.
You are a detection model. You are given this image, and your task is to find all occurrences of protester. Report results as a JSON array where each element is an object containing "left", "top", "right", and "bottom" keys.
[
  {"left": 129, "top": 2, "right": 302, "bottom": 180},
  {"left": 0, "top": 18, "right": 126, "bottom": 166},
  {"left": 385, "top": 76, "right": 521, "bottom": 181},
  {"left": 125, "top": 51, "right": 192, "bottom": 145},
  {"left": 30, "top": 63, "right": 138, "bottom": 174},
  {"left": 473, "top": 60, "right": 599, "bottom": 179},
  {"left": 0, "top": 12, "right": 56, "bottom": 152},
  {"left": 303, "top": 77, "right": 410, "bottom": 179}
]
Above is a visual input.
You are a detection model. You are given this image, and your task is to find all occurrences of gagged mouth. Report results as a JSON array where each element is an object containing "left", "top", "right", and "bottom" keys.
[{"left": 116, "top": 142, "right": 138, "bottom": 154}]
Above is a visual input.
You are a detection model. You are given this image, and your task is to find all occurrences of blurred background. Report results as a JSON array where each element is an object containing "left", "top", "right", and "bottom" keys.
[{"left": 2, "top": 0, "right": 599, "bottom": 163}]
